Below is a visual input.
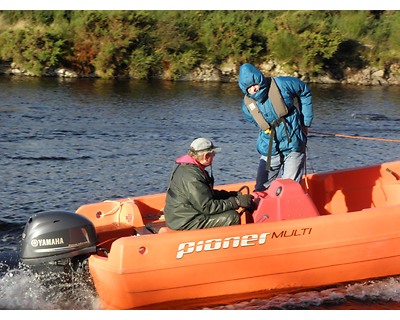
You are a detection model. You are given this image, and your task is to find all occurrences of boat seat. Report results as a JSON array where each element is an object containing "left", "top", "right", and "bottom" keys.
[
  {"left": 145, "top": 221, "right": 166, "bottom": 234},
  {"left": 158, "top": 226, "right": 178, "bottom": 234},
  {"left": 144, "top": 220, "right": 180, "bottom": 234},
  {"left": 252, "top": 178, "right": 319, "bottom": 223},
  {"left": 134, "top": 226, "right": 154, "bottom": 235}
]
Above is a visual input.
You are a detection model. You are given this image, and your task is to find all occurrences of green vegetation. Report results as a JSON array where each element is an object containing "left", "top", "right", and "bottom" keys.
[{"left": 0, "top": 10, "right": 398, "bottom": 79}]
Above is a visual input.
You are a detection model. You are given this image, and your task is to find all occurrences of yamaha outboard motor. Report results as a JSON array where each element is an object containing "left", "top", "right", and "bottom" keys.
[{"left": 20, "top": 211, "right": 98, "bottom": 276}]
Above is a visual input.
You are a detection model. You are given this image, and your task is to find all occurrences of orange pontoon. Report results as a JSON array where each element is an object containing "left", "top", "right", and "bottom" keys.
[{"left": 74, "top": 160, "right": 400, "bottom": 309}]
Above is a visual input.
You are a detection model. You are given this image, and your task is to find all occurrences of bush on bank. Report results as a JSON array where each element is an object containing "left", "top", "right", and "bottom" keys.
[{"left": 0, "top": 10, "right": 399, "bottom": 81}]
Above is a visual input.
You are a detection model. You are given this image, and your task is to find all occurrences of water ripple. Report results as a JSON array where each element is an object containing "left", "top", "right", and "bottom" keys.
[{"left": 1, "top": 77, "right": 400, "bottom": 310}]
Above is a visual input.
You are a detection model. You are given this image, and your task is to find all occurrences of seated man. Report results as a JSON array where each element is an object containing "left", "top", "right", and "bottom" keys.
[{"left": 164, "top": 137, "right": 254, "bottom": 230}]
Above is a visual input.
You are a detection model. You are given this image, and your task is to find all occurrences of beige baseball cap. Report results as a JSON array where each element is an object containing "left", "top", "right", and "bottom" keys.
[{"left": 190, "top": 138, "right": 221, "bottom": 153}]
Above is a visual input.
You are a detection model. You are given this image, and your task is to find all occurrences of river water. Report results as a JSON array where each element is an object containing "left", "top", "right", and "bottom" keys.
[{"left": 0, "top": 75, "right": 400, "bottom": 311}]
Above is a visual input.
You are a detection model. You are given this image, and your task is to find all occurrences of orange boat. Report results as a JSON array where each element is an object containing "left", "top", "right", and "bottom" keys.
[{"left": 20, "top": 160, "right": 400, "bottom": 309}]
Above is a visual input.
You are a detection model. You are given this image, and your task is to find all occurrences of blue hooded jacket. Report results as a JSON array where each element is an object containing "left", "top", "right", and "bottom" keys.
[{"left": 238, "top": 63, "right": 313, "bottom": 157}]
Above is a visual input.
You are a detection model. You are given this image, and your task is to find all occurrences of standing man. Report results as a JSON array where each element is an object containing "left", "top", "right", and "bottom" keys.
[
  {"left": 164, "top": 137, "right": 254, "bottom": 230},
  {"left": 238, "top": 63, "right": 313, "bottom": 191}
]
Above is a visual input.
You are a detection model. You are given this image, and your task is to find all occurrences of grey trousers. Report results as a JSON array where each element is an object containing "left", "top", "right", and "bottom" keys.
[
  {"left": 255, "top": 151, "right": 306, "bottom": 191},
  {"left": 182, "top": 210, "right": 240, "bottom": 230}
]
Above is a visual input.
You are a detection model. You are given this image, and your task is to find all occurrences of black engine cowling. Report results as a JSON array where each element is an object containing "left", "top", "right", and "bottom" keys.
[{"left": 20, "top": 211, "right": 98, "bottom": 266}]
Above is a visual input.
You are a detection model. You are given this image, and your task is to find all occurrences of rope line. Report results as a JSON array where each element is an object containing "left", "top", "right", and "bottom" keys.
[{"left": 310, "top": 131, "right": 400, "bottom": 143}]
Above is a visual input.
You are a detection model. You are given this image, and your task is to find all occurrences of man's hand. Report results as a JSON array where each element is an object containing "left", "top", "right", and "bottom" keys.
[{"left": 235, "top": 194, "right": 255, "bottom": 208}]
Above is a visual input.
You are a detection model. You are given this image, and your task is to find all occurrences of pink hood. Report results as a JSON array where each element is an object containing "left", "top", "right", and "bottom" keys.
[{"left": 176, "top": 154, "right": 206, "bottom": 170}]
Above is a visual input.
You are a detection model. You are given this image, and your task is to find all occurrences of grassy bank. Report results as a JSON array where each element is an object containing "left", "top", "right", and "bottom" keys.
[{"left": 0, "top": 10, "right": 399, "bottom": 79}]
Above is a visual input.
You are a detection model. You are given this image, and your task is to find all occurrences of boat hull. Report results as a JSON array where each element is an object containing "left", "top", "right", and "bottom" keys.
[
  {"left": 89, "top": 206, "right": 400, "bottom": 309},
  {"left": 76, "top": 160, "right": 400, "bottom": 309}
]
